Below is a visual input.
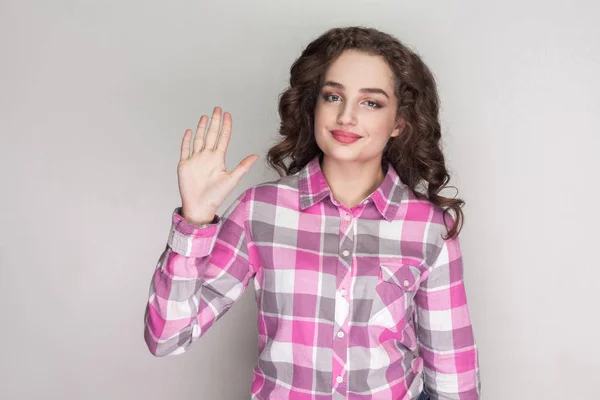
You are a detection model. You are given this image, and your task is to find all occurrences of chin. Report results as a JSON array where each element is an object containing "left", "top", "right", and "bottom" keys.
[
  {"left": 320, "top": 148, "right": 364, "bottom": 164},
  {"left": 315, "top": 143, "right": 349, "bottom": 161}
]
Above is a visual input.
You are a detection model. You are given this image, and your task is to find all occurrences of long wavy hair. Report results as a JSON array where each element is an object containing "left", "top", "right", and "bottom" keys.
[{"left": 267, "top": 26, "right": 464, "bottom": 240}]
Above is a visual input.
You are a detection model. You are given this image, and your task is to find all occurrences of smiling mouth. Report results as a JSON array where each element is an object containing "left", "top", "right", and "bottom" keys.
[
  {"left": 330, "top": 130, "right": 362, "bottom": 144},
  {"left": 331, "top": 130, "right": 361, "bottom": 138}
]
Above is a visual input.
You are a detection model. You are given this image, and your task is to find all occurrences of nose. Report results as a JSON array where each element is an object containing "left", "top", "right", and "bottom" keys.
[{"left": 336, "top": 103, "right": 357, "bottom": 126}]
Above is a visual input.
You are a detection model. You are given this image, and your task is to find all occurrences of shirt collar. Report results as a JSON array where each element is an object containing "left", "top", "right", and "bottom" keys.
[{"left": 298, "top": 155, "right": 406, "bottom": 221}]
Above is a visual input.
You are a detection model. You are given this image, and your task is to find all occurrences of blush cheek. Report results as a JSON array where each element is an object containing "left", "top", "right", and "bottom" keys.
[
  {"left": 374, "top": 119, "right": 397, "bottom": 142},
  {"left": 313, "top": 109, "right": 328, "bottom": 133}
]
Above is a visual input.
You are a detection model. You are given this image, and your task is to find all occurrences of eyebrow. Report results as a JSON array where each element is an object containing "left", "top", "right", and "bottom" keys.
[{"left": 321, "top": 81, "right": 390, "bottom": 99}]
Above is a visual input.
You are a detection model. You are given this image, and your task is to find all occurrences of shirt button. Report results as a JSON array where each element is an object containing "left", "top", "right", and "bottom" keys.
[
  {"left": 344, "top": 214, "right": 351, "bottom": 221},
  {"left": 403, "top": 279, "right": 410, "bottom": 287},
  {"left": 337, "top": 331, "right": 344, "bottom": 338},
  {"left": 340, "top": 289, "right": 347, "bottom": 296},
  {"left": 336, "top": 376, "right": 343, "bottom": 383},
  {"left": 342, "top": 250, "right": 350, "bottom": 257},
  {"left": 363, "top": 199, "right": 369, "bottom": 204}
]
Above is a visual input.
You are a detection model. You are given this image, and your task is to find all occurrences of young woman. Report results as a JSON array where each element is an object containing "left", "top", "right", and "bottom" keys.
[{"left": 144, "top": 26, "right": 480, "bottom": 400}]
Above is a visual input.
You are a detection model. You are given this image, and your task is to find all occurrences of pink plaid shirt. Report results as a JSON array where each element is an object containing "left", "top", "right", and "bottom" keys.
[{"left": 144, "top": 155, "right": 480, "bottom": 399}]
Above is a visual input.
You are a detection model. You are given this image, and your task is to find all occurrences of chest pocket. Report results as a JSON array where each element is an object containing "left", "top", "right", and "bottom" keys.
[{"left": 370, "top": 261, "right": 422, "bottom": 329}]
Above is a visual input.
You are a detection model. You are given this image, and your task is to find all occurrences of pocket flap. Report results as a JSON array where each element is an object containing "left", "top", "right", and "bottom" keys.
[{"left": 380, "top": 263, "right": 420, "bottom": 291}]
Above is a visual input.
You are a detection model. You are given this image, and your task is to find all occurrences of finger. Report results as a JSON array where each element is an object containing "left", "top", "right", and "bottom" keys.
[
  {"left": 193, "top": 115, "right": 208, "bottom": 154},
  {"left": 230, "top": 154, "right": 259, "bottom": 183},
  {"left": 180, "top": 129, "right": 192, "bottom": 160},
  {"left": 204, "top": 107, "right": 222, "bottom": 150},
  {"left": 215, "top": 112, "right": 232, "bottom": 153}
]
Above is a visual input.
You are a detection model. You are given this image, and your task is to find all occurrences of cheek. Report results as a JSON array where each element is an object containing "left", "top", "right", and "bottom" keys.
[
  {"left": 313, "top": 106, "right": 331, "bottom": 129},
  {"left": 366, "top": 117, "right": 396, "bottom": 139}
]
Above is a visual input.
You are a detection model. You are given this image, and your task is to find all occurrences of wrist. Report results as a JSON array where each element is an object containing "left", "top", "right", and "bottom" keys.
[{"left": 181, "top": 206, "right": 217, "bottom": 226}]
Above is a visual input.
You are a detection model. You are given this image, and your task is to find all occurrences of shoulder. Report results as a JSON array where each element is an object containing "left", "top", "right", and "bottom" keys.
[
  {"left": 401, "top": 191, "right": 456, "bottom": 252},
  {"left": 402, "top": 189, "right": 455, "bottom": 227},
  {"left": 243, "top": 172, "right": 302, "bottom": 208}
]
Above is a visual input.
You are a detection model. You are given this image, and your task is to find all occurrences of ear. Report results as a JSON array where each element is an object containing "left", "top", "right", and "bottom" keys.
[{"left": 390, "top": 116, "right": 406, "bottom": 138}]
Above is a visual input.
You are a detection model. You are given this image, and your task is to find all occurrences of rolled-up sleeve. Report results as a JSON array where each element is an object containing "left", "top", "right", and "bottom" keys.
[{"left": 144, "top": 189, "right": 256, "bottom": 357}]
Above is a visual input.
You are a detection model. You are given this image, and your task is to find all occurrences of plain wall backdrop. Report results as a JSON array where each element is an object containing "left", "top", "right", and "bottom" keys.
[{"left": 1, "top": 0, "right": 599, "bottom": 399}]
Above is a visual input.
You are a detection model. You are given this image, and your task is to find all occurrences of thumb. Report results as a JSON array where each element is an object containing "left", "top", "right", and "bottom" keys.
[{"left": 230, "top": 154, "right": 259, "bottom": 183}]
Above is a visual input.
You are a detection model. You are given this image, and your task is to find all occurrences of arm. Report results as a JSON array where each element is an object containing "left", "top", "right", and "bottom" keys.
[
  {"left": 144, "top": 190, "right": 256, "bottom": 356},
  {"left": 415, "top": 232, "right": 481, "bottom": 399}
]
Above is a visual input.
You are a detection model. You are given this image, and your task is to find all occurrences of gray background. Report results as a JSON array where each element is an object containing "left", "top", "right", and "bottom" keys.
[{"left": 1, "top": 0, "right": 599, "bottom": 399}]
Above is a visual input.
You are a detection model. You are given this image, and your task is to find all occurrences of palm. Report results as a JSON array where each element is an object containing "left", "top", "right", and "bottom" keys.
[{"left": 177, "top": 107, "right": 258, "bottom": 223}]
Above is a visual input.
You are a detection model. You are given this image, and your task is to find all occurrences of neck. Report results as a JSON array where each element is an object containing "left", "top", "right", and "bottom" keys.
[{"left": 320, "top": 154, "right": 386, "bottom": 208}]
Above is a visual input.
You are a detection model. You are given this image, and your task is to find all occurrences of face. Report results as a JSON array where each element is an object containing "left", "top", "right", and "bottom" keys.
[{"left": 314, "top": 49, "right": 405, "bottom": 165}]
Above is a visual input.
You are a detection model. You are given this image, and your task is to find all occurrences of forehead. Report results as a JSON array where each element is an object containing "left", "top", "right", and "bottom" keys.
[{"left": 323, "top": 50, "right": 395, "bottom": 90}]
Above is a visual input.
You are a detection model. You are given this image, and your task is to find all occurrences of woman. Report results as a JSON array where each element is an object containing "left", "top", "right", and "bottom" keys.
[{"left": 144, "top": 26, "right": 480, "bottom": 399}]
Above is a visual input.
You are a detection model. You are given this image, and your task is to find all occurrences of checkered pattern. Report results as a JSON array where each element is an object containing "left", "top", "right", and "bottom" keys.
[{"left": 144, "top": 155, "right": 480, "bottom": 399}]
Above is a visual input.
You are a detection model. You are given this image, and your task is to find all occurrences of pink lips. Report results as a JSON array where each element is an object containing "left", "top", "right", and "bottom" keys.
[{"left": 331, "top": 130, "right": 362, "bottom": 144}]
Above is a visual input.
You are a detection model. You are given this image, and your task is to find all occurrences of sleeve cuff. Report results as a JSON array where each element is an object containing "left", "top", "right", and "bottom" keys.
[{"left": 167, "top": 207, "right": 221, "bottom": 257}]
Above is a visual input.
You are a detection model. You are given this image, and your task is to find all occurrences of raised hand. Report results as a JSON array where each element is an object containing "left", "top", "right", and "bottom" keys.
[{"left": 177, "top": 107, "right": 258, "bottom": 225}]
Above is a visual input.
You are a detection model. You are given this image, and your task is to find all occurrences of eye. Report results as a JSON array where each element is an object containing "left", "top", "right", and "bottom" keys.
[
  {"left": 364, "top": 100, "right": 381, "bottom": 109},
  {"left": 323, "top": 93, "right": 342, "bottom": 102}
]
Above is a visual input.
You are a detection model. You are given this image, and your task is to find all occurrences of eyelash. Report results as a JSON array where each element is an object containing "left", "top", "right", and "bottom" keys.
[{"left": 321, "top": 93, "right": 382, "bottom": 109}]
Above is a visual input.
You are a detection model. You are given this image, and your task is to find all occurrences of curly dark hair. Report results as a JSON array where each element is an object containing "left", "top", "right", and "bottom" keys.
[{"left": 266, "top": 26, "right": 464, "bottom": 240}]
